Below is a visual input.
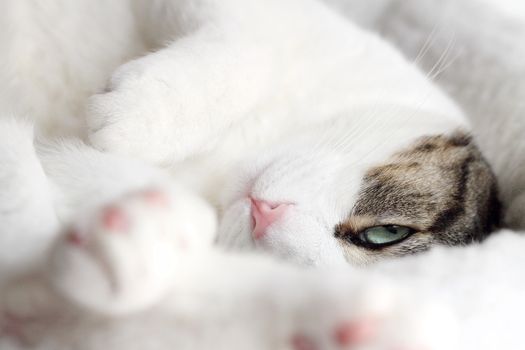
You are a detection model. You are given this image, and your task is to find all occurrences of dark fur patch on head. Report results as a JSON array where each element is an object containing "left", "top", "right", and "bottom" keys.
[{"left": 336, "top": 131, "right": 501, "bottom": 262}]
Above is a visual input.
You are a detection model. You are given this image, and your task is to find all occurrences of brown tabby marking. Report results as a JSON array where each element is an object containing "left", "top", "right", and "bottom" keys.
[{"left": 335, "top": 132, "right": 501, "bottom": 264}]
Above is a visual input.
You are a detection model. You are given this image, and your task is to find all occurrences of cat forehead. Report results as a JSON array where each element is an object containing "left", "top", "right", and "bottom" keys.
[{"left": 248, "top": 117, "right": 467, "bottom": 208}]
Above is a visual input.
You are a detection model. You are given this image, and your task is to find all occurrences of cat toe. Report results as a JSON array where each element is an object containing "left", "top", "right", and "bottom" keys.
[
  {"left": 333, "top": 319, "right": 379, "bottom": 347},
  {"left": 289, "top": 318, "right": 380, "bottom": 350},
  {"left": 141, "top": 189, "right": 171, "bottom": 207},
  {"left": 101, "top": 206, "right": 130, "bottom": 233}
]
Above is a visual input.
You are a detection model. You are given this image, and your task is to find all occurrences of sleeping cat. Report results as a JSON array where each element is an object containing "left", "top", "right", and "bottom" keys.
[{"left": 0, "top": 0, "right": 512, "bottom": 348}]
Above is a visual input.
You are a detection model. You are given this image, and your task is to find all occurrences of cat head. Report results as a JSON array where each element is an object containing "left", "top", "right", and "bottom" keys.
[{"left": 217, "top": 109, "right": 500, "bottom": 267}]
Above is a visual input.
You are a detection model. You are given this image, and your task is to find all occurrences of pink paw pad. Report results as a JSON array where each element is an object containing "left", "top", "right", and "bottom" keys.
[
  {"left": 333, "top": 319, "right": 378, "bottom": 347},
  {"left": 291, "top": 333, "right": 318, "bottom": 350},
  {"left": 102, "top": 206, "right": 129, "bottom": 232},
  {"left": 66, "top": 229, "right": 88, "bottom": 247},
  {"left": 142, "top": 190, "right": 170, "bottom": 207}
]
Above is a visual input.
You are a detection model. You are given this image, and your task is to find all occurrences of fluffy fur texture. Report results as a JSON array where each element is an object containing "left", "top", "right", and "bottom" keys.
[{"left": 0, "top": 0, "right": 524, "bottom": 349}]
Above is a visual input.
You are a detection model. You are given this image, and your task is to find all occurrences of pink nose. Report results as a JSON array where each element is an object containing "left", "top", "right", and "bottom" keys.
[{"left": 250, "top": 198, "right": 292, "bottom": 240}]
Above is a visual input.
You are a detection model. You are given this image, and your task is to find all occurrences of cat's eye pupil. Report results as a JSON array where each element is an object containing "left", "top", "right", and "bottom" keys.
[
  {"left": 385, "top": 226, "right": 397, "bottom": 234},
  {"left": 360, "top": 225, "right": 413, "bottom": 247}
]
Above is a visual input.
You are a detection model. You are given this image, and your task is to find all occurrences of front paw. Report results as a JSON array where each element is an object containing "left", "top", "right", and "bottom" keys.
[
  {"left": 87, "top": 59, "right": 177, "bottom": 163},
  {"left": 48, "top": 187, "right": 216, "bottom": 315}
]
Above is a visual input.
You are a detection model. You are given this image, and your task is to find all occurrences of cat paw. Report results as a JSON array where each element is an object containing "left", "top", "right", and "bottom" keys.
[
  {"left": 87, "top": 58, "right": 196, "bottom": 164},
  {"left": 287, "top": 281, "right": 458, "bottom": 350},
  {"left": 48, "top": 187, "right": 216, "bottom": 315}
]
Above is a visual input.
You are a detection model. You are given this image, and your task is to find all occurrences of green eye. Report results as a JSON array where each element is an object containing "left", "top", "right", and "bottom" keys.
[{"left": 360, "top": 225, "right": 413, "bottom": 247}]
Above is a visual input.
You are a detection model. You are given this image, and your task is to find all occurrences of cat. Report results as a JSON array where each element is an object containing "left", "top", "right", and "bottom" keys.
[
  {"left": 0, "top": 0, "right": 500, "bottom": 266},
  {"left": 0, "top": 0, "right": 517, "bottom": 349}
]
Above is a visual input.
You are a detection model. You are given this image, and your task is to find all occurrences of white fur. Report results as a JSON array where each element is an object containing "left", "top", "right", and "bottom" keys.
[
  {"left": 0, "top": 119, "right": 58, "bottom": 282},
  {"left": 0, "top": 0, "right": 523, "bottom": 349}
]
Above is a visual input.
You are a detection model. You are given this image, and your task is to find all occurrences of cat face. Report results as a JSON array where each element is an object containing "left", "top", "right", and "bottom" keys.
[{"left": 217, "top": 110, "right": 500, "bottom": 267}]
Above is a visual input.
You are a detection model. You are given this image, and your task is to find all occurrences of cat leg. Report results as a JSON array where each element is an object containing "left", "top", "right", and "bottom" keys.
[
  {"left": 0, "top": 118, "right": 59, "bottom": 282},
  {"left": 86, "top": 0, "right": 366, "bottom": 164},
  {"left": 86, "top": 0, "right": 275, "bottom": 163}
]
